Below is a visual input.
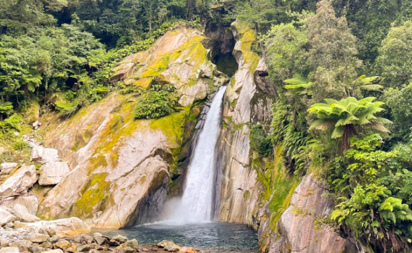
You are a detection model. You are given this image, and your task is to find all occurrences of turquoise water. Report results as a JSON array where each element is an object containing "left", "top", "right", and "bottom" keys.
[{"left": 100, "top": 222, "right": 259, "bottom": 253}]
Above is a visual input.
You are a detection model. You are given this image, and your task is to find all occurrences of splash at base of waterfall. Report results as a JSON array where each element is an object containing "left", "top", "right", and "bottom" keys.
[{"left": 160, "top": 86, "right": 227, "bottom": 224}]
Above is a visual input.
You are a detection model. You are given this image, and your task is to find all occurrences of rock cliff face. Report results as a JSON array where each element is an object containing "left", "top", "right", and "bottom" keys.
[
  {"left": 215, "top": 21, "right": 266, "bottom": 226},
  {"left": 268, "top": 175, "right": 357, "bottom": 253},
  {"left": 215, "top": 22, "right": 356, "bottom": 252},
  {"left": 36, "top": 26, "right": 223, "bottom": 228}
]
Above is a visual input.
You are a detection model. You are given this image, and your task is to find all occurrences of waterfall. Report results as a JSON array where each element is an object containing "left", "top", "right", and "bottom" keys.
[{"left": 164, "top": 86, "right": 226, "bottom": 224}]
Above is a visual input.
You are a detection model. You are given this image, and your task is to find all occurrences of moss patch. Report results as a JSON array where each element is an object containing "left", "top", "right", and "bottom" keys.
[
  {"left": 232, "top": 22, "right": 260, "bottom": 73},
  {"left": 72, "top": 172, "right": 113, "bottom": 219}
]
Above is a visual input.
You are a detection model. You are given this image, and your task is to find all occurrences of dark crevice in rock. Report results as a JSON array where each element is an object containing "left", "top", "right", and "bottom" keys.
[{"left": 204, "top": 20, "right": 238, "bottom": 77}]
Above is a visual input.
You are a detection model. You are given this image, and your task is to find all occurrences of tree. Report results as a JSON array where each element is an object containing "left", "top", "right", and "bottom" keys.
[
  {"left": 307, "top": 0, "right": 362, "bottom": 101},
  {"left": 384, "top": 83, "right": 412, "bottom": 141},
  {"left": 376, "top": 21, "right": 412, "bottom": 88},
  {"left": 308, "top": 97, "right": 391, "bottom": 153}
]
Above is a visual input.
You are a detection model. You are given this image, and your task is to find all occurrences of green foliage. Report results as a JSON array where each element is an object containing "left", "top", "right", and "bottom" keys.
[
  {"left": 134, "top": 85, "right": 179, "bottom": 120},
  {"left": 384, "top": 83, "right": 412, "bottom": 142},
  {"left": 376, "top": 21, "right": 412, "bottom": 88},
  {"left": 308, "top": 97, "right": 391, "bottom": 153},
  {"left": 327, "top": 134, "right": 412, "bottom": 252},
  {"left": 250, "top": 125, "right": 273, "bottom": 157}
]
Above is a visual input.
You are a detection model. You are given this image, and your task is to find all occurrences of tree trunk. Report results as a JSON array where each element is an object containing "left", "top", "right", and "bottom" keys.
[{"left": 340, "top": 125, "right": 357, "bottom": 155}]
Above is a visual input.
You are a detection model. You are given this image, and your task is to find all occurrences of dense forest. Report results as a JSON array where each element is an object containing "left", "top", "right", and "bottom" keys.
[{"left": 2, "top": 0, "right": 412, "bottom": 252}]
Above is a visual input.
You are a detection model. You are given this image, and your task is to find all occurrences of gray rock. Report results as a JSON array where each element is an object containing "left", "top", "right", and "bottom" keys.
[
  {"left": 124, "top": 239, "right": 139, "bottom": 250},
  {"left": 14, "top": 217, "right": 90, "bottom": 238},
  {"left": 0, "top": 165, "right": 37, "bottom": 198},
  {"left": 77, "top": 244, "right": 94, "bottom": 252},
  {"left": 122, "top": 246, "right": 136, "bottom": 253},
  {"left": 29, "top": 245, "right": 42, "bottom": 253},
  {"left": 157, "top": 240, "right": 181, "bottom": 252},
  {"left": 0, "top": 163, "right": 18, "bottom": 175},
  {"left": 7, "top": 203, "right": 40, "bottom": 222},
  {"left": 270, "top": 175, "right": 357, "bottom": 253},
  {"left": 0, "top": 237, "right": 10, "bottom": 247},
  {"left": 49, "top": 235, "right": 59, "bottom": 243},
  {"left": 29, "top": 233, "right": 49, "bottom": 243},
  {"left": 73, "top": 234, "right": 94, "bottom": 244},
  {"left": 93, "top": 233, "right": 108, "bottom": 245},
  {"left": 0, "top": 208, "right": 16, "bottom": 226},
  {"left": 41, "top": 241, "right": 53, "bottom": 249},
  {"left": 54, "top": 239, "right": 71, "bottom": 250},
  {"left": 38, "top": 162, "right": 70, "bottom": 186},
  {"left": 0, "top": 194, "right": 39, "bottom": 217},
  {"left": 0, "top": 247, "right": 19, "bottom": 253},
  {"left": 42, "top": 250, "right": 63, "bottom": 253},
  {"left": 112, "top": 235, "right": 128, "bottom": 244},
  {"left": 30, "top": 145, "right": 59, "bottom": 164},
  {"left": 10, "top": 240, "right": 32, "bottom": 251}
]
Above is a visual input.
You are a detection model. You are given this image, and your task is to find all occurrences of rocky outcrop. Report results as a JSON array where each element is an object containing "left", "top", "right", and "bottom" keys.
[
  {"left": 38, "top": 162, "right": 70, "bottom": 186},
  {"left": 0, "top": 208, "right": 16, "bottom": 226},
  {"left": 36, "top": 26, "right": 222, "bottom": 228},
  {"left": 14, "top": 217, "right": 90, "bottom": 237},
  {"left": 268, "top": 175, "right": 356, "bottom": 253},
  {"left": 216, "top": 22, "right": 271, "bottom": 227},
  {"left": 0, "top": 165, "right": 37, "bottom": 198}
]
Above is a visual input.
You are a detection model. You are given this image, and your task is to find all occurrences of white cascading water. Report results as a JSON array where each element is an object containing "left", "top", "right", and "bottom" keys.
[{"left": 165, "top": 86, "right": 227, "bottom": 224}]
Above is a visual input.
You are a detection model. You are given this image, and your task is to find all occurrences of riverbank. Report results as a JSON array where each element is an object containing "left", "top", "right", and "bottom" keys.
[{"left": 0, "top": 220, "right": 198, "bottom": 253}]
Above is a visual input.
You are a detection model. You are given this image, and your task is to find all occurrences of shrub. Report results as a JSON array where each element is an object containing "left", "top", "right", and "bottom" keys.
[
  {"left": 250, "top": 125, "right": 273, "bottom": 157},
  {"left": 134, "top": 85, "right": 179, "bottom": 120}
]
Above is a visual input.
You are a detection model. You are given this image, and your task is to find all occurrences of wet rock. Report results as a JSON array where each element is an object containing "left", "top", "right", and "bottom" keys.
[
  {"left": 38, "top": 162, "right": 70, "bottom": 186},
  {"left": 108, "top": 240, "right": 120, "bottom": 247},
  {"left": 0, "top": 247, "right": 19, "bottom": 253},
  {"left": 179, "top": 247, "right": 198, "bottom": 253},
  {"left": 73, "top": 234, "right": 94, "bottom": 244},
  {"left": 124, "top": 239, "right": 139, "bottom": 250},
  {"left": 122, "top": 246, "right": 136, "bottom": 253},
  {"left": 157, "top": 240, "right": 181, "bottom": 252},
  {"left": 0, "top": 208, "right": 16, "bottom": 226},
  {"left": 112, "top": 235, "right": 128, "bottom": 244},
  {"left": 54, "top": 239, "right": 71, "bottom": 250},
  {"left": 0, "top": 165, "right": 37, "bottom": 198},
  {"left": 77, "top": 244, "right": 94, "bottom": 252},
  {"left": 94, "top": 232, "right": 109, "bottom": 245}
]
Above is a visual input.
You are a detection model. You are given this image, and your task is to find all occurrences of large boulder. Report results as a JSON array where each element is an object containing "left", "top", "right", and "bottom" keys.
[
  {"left": 30, "top": 145, "right": 59, "bottom": 164},
  {"left": 0, "top": 163, "right": 18, "bottom": 175},
  {"left": 269, "top": 175, "right": 356, "bottom": 253},
  {"left": 0, "top": 165, "right": 37, "bottom": 198},
  {"left": 14, "top": 217, "right": 90, "bottom": 237},
  {"left": 38, "top": 162, "right": 70, "bottom": 186},
  {"left": 0, "top": 207, "right": 16, "bottom": 226},
  {"left": 0, "top": 194, "right": 38, "bottom": 216}
]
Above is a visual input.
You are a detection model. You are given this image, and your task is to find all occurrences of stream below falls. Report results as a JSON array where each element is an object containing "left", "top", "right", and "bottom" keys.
[{"left": 99, "top": 222, "right": 259, "bottom": 253}]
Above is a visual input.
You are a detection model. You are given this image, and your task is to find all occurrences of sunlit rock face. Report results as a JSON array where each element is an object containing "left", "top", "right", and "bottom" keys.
[{"left": 37, "top": 26, "right": 224, "bottom": 228}]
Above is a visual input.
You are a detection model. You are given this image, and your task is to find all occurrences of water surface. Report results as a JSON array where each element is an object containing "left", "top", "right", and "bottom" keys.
[{"left": 100, "top": 222, "right": 259, "bottom": 253}]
